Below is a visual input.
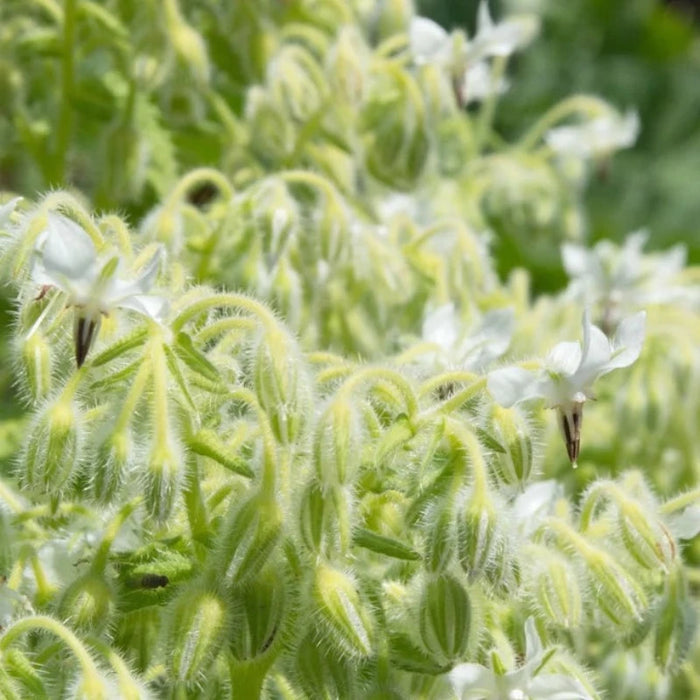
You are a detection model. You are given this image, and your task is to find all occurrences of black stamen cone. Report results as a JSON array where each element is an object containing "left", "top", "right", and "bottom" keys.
[{"left": 74, "top": 316, "right": 98, "bottom": 368}]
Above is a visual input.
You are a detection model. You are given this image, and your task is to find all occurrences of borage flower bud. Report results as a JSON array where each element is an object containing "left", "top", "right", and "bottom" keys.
[
  {"left": 489, "top": 405, "right": 536, "bottom": 487},
  {"left": 144, "top": 439, "right": 183, "bottom": 522},
  {"left": 313, "top": 563, "right": 374, "bottom": 658},
  {"left": 296, "top": 631, "right": 358, "bottom": 700},
  {"left": 252, "top": 327, "right": 310, "bottom": 444},
  {"left": 164, "top": 586, "right": 229, "bottom": 685},
  {"left": 418, "top": 574, "right": 471, "bottom": 664},
  {"left": 228, "top": 567, "right": 287, "bottom": 663},
  {"left": 212, "top": 494, "right": 282, "bottom": 586},
  {"left": 314, "top": 399, "right": 363, "bottom": 487},
  {"left": 456, "top": 487, "right": 499, "bottom": 580},
  {"left": 618, "top": 501, "right": 676, "bottom": 572},
  {"left": 299, "top": 481, "right": 333, "bottom": 555},
  {"left": 57, "top": 572, "right": 115, "bottom": 633},
  {"left": 91, "top": 429, "right": 131, "bottom": 504},
  {"left": 18, "top": 331, "right": 52, "bottom": 403},
  {"left": 21, "top": 399, "right": 82, "bottom": 495},
  {"left": 326, "top": 27, "right": 368, "bottom": 106}
]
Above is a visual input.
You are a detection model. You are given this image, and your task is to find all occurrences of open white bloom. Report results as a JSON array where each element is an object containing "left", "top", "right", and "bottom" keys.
[
  {"left": 33, "top": 213, "right": 167, "bottom": 366},
  {"left": 461, "top": 60, "right": 509, "bottom": 104},
  {"left": 422, "top": 303, "right": 514, "bottom": 371},
  {"left": 545, "top": 110, "right": 639, "bottom": 161},
  {"left": 468, "top": 1, "right": 539, "bottom": 62},
  {"left": 487, "top": 311, "right": 646, "bottom": 464},
  {"left": 409, "top": 16, "right": 453, "bottom": 66},
  {"left": 450, "top": 617, "right": 594, "bottom": 700},
  {"left": 563, "top": 232, "right": 695, "bottom": 328}
]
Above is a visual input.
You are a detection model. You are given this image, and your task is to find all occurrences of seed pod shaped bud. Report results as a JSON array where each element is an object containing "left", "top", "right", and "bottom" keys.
[
  {"left": 654, "top": 569, "right": 696, "bottom": 671},
  {"left": 326, "top": 27, "right": 367, "bottom": 106},
  {"left": 299, "top": 481, "right": 334, "bottom": 555},
  {"left": 313, "top": 563, "right": 374, "bottom": 658},
  {"left": 456, "top": 487, "right": 499, "bottom": 580},
  {"left": 489, "top": 406, "right": 536, "bottom": 487},
  {"left": 165, "top": 587, "right": 229, "bottom": 685},
  {"left": 618, "top": 500, "right": 677, "bottom": 572},
  {"left": 252, "top": 327, "right": 310, "bottom": 444},
  {"left": 57, "top": 572, "right": 115, "bottom": 633},
  {"left": 228, "top": 567, "right": 287, "bottom": 663},
  {"left": 586, "top": 548, "right": 648, "bottom": 628},
  {"left": 361, "top": 71, "right": 430, "bottom": 190},
  {"left": 527, "top": 546, "right": 583, "bottom": 630},
  {"left": 91, "top": 429, "right": 131, "bottom": 504},
  {"left": 268, "top": 45, "right": 325, "bottom": 124},
  {"left": 418, "top": 574, "right": 471, "bottom": 664},
  {"left": 21, "top": 399, "right": 82, "bottom": 495},
  {"left": 314, "top": 399, "right": 362, "bottom": 487},
  {"left": 144, "top": 439, "right": 183, "bottom": 522},
  {"left": 424, "top": 499, "right": 455, "bottom": 573},
  {"left": 246, "top": 87, "right": 296, "bottom": 165},
  {"left": 1, "top": 649, "right": 46, "bottom": 699},
  {"left": 296, "top": 631, "right": 358, "bottom": 700},
  {"left": 18, "top": 331, "right": 52, "bottom": 403},
  {"left": 214, "top": 494, "right": 282, "bottom": 586}
]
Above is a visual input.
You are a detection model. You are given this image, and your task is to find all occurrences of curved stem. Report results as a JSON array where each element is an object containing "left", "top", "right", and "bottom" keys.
[{"left": 171, "top": 292, "right": 276, "bottom": 333}]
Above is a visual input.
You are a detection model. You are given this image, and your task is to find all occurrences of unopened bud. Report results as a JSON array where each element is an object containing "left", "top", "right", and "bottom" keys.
[
  {"left": 618, "top": 502, "right": 676, "bottom": 572},
  {"left": 326, "top": 27, "right": 367, "bottom": 105},
  {"left": 268, "top": 45, "right": 325, "bottom": 124},
  {"left": 252, "top": 328, "right": 310, "bottom": 444},
  {"left": 19, "top": 332, "right": 52, "bottom": 402},
  {"left": 418, "top": 574, "right": 471, "bottom": 664},
  {"left": 213, "top": 494, "right": 282, "bottom": 586},
  {"left": 457, "top": 489, "right": 499, "bottom": 580},
  {"left": 144, "top": 439, "right": 183, "bottom": 522},
  {"left": 91, "top": 430, "right": 131, "bottom": 504},
  {"left": 299, "top": 481, "right": 333, "bottom": 555},
  {"left": 165, "top": 587, "right": 229, "bottom": 684},
  {"left": 424, "top": 501, "right": 455, "bottom": 573},
  {"left": 296, "top": 631, "right": 357, "bottom": 699},
  {"left": 490, "top": 406, "right": 536, "bottom": 487},
  {"left": 314, "top": 400, "right": 362, "bottom": 487},
  {"left": 57, "top": 572, "right": 115, "bottom": 633},
  {"left": 313, "top": 563, "right": 374, "bottom": 658},
  {"left": 229, "top": 567, "right": 286, "bottom": 662},
  {"left": 21, "top": 400, "right": 82, "bottom": 495}
]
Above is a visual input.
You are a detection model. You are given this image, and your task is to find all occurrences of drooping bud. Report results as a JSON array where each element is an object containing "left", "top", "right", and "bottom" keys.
[
  {"left": 424, "top": 499, "right": 455, "bottom": 573},
  {"left": 489, "top": 405, "right": 536, "bottom": 487},
  {"left": 144, "top": 438, "right": 183, "bottom": 522},
  {"left": 296, "top": 631, "right": 358, "bottom": 699},
  {"left": 212, "top": 494, "right": 282, "bottom": 586},
  {"left": 90, "top": 429, "right": 131, "bottom": 504},
  {"left": 456, "top": 487, "right": 499, "bottom": 580},
  {"left": 618, "top": 501, "right": 677, "bottom": 573},
  {"left": 18, "top": 331, "right": 52, "bottom": 402},
  {"left": 314, "top": 399, "right": 363, "bottom": 487},
  {"left": 299, "top": 481, "right": 333, "bottom": 555},
  {"left": 21, "top": 399, "right": 82, "bottom": 496},
  {"left": 57, "top": 572, "right": 115, "bottom": 633},
  {"left": 313, "top": 563, "right": 374, "bottom": 658},
  {"left": 165, "top": 586, "right": 229, "bottom": 685},
  {"left": 418, "top": 574, "right": 471, "bottom": 664},
  {"left": 252, "top": 327, "right": 310, "bottom": 444},
  {"left": 228, "top": 567, "right": 287, "bottom": 663}
]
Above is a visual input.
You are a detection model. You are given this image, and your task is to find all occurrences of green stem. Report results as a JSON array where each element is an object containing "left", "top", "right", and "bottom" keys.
[
  {"left": 660, "top": 487, "right": 700, "bottom": 515},
  {"left": 229, "top": 659, "right": 269, "bottom": 700},
  {"left": 171, "top": 292, "right": 276, "bottom": 333},
  {"left": 476, "top": 55, "right": 507, "bottom": 151}
]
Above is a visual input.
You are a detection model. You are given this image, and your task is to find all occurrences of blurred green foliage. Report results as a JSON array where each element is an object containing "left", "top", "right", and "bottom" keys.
[{"left": 421, "top": 0, "right": 700, "bottom": 263}]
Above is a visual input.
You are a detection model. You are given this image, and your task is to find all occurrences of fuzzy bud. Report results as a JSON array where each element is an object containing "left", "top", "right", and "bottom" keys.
[
  {"left": 314, "top": 400, "right": 362, "bottom": 487},
  {"left": 213, "top": 494, "right": 282, "bottom": 586},
  {"left": 424, "top": 500, "right": 455, "bottom": 573},
  {"left": 252, "top": 327, "right": 310, "bottom": 444},
  {"left": 228, "top": 567, "right": 287, "bottom": 663},
  {"left": 456, "top": 488, "right": 499, "bottom": 580},
  {"left": 91, "top": 430, "right": 131, "bottom": 504},
  {"left": 299, "top": 481, "right": 333, "bottom": 555},
  {"left": 418, "top": 574, "right": 471, "bottom": 664},
  {"left": 18, "top": 332, "right": 52, "bottom": 403},
  {"left": 144, "top": 439, "right": 183, "bottom": 522},
  {"left": 326, "top": 27, "right": 367, "bottom": 105},
  {"left": 165, "top": 587, "right": 229, "bottom": 685},
  {"left": 313, "top": 563, "right": 374, "bottom": 658},
  {"left": 57, "top": 572, "right": 115, "bottom": 633},
  {"left": 489, "top": 406, "right": 536, "bottom": 487},
  {"left": 268, "top": 45, "right": 325, "bottom": 124},
  {"left": 618, "top": 502, "right": 677, "bottom": 572},
  {"left": 296, "top": 632, "right": 358, "bottom": 699},
  {"left": 21, "top": 399, "right": 81, "bottom": 495}
]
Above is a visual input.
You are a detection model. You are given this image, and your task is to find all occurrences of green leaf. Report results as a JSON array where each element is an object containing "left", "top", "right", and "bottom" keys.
[{"left": 352, "top": 528, "right": 420, "bottom": 561}]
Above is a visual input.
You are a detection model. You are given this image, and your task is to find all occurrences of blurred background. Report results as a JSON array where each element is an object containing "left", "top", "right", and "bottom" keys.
[{"left": 419, "top": 0, "right": 700, "bottom": 262}]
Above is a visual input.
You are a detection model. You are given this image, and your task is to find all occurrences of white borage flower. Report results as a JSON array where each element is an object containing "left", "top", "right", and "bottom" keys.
[
  {"left": 409, "top": 16, "right": 454, "bottom": 67},
  {"left": 487, "top": 310, "right": 646, "bottom": 465},
  {"left": 32, "top": 213, "right": 167, "bottom": 367},
  {"left": 545, "top": 110, "right": 640, "bottom": 162},
  {"left": 563, "top": 232, "right": 695, "bottom": 328},
  {"left": 461, "top": 60, "right": 510, "bottom": 105},
  {"left": 422, "top": 303, "right": 514, "bottom": 371},
  {"left": 468, "top": 0, "right": 539, "bottom": 62},
  {"left": 450, "top": 617, "right": 594, "bottom": 700}
]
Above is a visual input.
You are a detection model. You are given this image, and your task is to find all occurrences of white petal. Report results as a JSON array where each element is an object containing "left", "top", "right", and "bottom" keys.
[
  {"left": 527, "top": 674, "right": 594, "bottom": 700},
  {"left": 488, "top": 367, "right": 546, "bottom": 407},
  {"left": 605, "top": 311, "right": 646, "bottom": 371},
  {"left": 0, "top": 197, "right": 22, "bottom": 228},
  {"left": 523, "top": 616, "right": 544, "bottom": 663},
  {"left": 409, "top": 17, "right": 450, "bottom": 65},
  {"left": 667, "top": 505, "right": 700, "bottom": 541},
  {"left": 561, "top": 243, "right": 590, "bottom": 278},
  {"left": 131, "top": 247, "right": 163, "bottom": 294},
  {"left": 545, "top": 341, "right": 582, "bottom": 377},
  {"left": 422, "top": 303, "right": 459, "bottom": 351},
  {"left": 117, "top": 294, "right": 169, "bottom": 322},
  {"left": 449, "top": 663, "right": 496, "bottom": 698},
  {"left": 513, "top": 480, "right": 561, "bottom": 535},
  {"left": 574, "top": 312, "right": 611, "bottom": 384},
  {"left": 39, "top": 214, "right": 97, "bottom": 282}
]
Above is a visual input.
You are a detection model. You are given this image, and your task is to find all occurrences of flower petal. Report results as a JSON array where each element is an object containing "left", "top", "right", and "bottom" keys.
[
  {"left": 39, "top": 214, "right": 97, "bottom": 283},
  {"left": 605, "top": 311, "right": 646, "bottom": 371},
  {"left": 523, "top": 616, "right": 544, "bottom": 664},
  {"left": 487, "top": 367, "right": 545, "bottom": 407},
  {"left": 545, "top": 341, "right": 581, "bottom": 376},
  {"left": 422, "top": 303, "right": 459, "bottom": 352},
  {"left": 527, "top": 673, "right": 594, "bottom": 700},
  {"left": 409, "top": 17, "right": 450, "bottom": 65},
  {"left": 449, "top": 663, "right": 496, "bottom": 698},
  {"left": 0, "top": 197, "right": 22, "bottom": 229},
  {"left": 667, "top": 505, "right": 700, "bottom": 541},
  {"left": 574, "top": 311, "right": 611, "bottom": 384},
  {"left": 117, "top": 294, "right": 169, "bottom": 322}
]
